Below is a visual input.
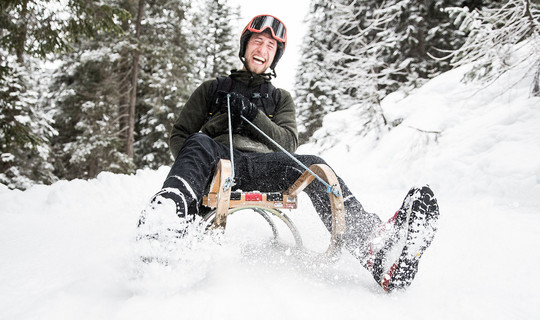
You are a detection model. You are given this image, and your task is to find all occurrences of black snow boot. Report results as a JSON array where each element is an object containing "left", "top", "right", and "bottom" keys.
[
  {"left": 137, "top": 188, "right": 190, "bottom": 240},
  {"left": 363, "top": 185, "right": 440, "bottom": 292}
]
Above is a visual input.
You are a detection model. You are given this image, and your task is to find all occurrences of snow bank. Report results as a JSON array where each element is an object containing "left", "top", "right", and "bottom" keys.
[{"left": 302, "top": 60, "right": 540, "bottom": 214}]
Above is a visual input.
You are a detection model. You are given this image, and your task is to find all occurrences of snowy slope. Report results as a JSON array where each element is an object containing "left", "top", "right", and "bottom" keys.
[{"left": 1, "top": 55, "right": 539, "bottom": 319}]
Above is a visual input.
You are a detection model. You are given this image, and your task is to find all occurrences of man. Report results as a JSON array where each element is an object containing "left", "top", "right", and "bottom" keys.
[{"left": 137, "top": 15, "right": 440, "bottom": 293}]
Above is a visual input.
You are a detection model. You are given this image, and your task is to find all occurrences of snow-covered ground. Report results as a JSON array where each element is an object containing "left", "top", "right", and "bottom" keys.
[{"left": 1, "top": 53, "right": 539, "bottom": 319}]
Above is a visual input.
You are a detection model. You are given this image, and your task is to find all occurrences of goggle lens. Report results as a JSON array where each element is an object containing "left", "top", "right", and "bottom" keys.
[{"left": 248, "top": 15, "right": 286, "bottom": 42}]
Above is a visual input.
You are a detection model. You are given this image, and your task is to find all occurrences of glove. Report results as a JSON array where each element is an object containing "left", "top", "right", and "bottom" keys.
[{"left": 219, "top": 91, "right": 259, "bottom": 122}]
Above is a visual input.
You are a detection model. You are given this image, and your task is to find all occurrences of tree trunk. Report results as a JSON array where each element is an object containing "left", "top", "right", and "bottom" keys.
[
  {"left": 15, "top": 1, "right": 28, "bottom": 64},
  {"left": 125, "top": 0, "right": 145, "bottom": 158}
]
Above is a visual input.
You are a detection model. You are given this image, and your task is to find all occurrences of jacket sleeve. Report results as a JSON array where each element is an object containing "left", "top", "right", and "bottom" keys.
[
  {"left": 248, "top": 88, "right": 299, "bottom": 153},
  {"left": 169, "top": 80, "right": 213, "bottom": 159}
]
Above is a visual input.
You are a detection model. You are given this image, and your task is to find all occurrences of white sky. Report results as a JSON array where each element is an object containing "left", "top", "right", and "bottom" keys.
[{"left": 228, "top": 0, "right": 311, "bottom": 91}]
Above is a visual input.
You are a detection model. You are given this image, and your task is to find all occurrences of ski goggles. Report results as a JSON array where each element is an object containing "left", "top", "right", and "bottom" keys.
[{"left": 244, "top": 15, "right": 287, "bottom": 45}]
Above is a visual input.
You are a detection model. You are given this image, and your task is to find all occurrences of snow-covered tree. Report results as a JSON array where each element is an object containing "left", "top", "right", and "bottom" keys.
[
  {"left": 134, "top": 0, "right": 193, "bottom": 168},
  {"left": 0, "top": 0, "right": 127, "bottom": 188},
  {"left": 48, "top": 0, "right": 194, "bottom": 176},
  {"left": 322, "top": 0, "right": 392, "bottom": 140},
  {"left": 133, "top": 0, "right": 240, "bottom": 169},
  {"left": 447, "top": 0, "right": 540, "bottom": 96},
  {"left": 295, "top": 0, "right": 470, "bottom": 143},
  {"left": 188, "top": 0, "right": 240, "bottom": 82},
  {"left": 50, "top": 43, "right": 134, "bottom": 180},
  {"left": 294, "top": 0, "right": 342, "bottom": 144},
  {"left": 0, "top": 0, "right": 127, "bottom": 72},
  {"left": 0, "top": 56, "right": 57, "bottom": 189},
  {"left": 331, "top": 0, "right": 467, "bottom": 98}
]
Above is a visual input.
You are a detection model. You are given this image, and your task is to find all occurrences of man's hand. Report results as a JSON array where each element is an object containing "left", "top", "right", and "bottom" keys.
[{"left": 219, "top": 91, "right": 259, "bottom": 122}]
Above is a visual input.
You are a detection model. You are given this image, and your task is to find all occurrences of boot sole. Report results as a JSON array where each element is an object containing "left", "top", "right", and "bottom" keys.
[{"left": 375, "top": 186, "right": 440, "bottom": 292}]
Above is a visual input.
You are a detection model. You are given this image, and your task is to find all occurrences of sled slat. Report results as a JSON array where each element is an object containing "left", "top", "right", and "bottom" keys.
[
  {"left": 212, "top": 159, "right": 232, "bottom": 229},
  {"left": 203, "top": 161, "right": 346, "bottom": 258}
]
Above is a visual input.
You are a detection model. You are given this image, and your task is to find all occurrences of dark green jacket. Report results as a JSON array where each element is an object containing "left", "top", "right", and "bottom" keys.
[{"left": 169, "top": 70, "right": 298, "bottom": 158}]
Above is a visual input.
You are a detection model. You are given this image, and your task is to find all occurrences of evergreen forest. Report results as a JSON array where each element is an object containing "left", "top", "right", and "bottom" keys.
[{"left": 1, "top": 0, "right": 538, "bottom": 189}]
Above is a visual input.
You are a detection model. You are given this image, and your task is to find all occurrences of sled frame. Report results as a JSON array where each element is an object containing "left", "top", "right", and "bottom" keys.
[{"left": 202, "top": 159, "right": 346, "bottom": 258}]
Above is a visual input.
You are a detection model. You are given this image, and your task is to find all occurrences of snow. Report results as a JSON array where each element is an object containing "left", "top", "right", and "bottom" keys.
[{"left": 1, "top": 58, "right": 540, "bottom": 319}]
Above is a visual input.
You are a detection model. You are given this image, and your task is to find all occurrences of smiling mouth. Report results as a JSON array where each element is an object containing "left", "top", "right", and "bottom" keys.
[{"left": 253, "top": 55, "right": 266, "bottom": 64}]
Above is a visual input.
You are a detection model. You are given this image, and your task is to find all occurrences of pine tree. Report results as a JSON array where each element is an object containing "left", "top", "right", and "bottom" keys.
[
  {"left": 189, "top": 0, "right": 240, "bottom": 81},
  {"left": 0, "top": 0, "right": 127, "bottom": 72},
  {"left": 133, "top": 0, "right": 241, "bottom": 169},
  {"left": 48, "top": 0, "right": 198, "bottom": 177},
  {"left": 47, "top": 0, "right": 139, "bottom": 180},
  {"left": 294, "top": 0, "right": 342, "bottom": 144},
  {"left": 134, "top": 0, "right": 194, "bottom": 168},
  {"left": 50, "top": 41, "right": 133, "bottom": 180},
  {"left": 295, "top": 0, "right": 470, "bottom": 142},
  {"left": 354, "top": 0, "right": 466, "bottom": 94},
  {"left": 0, "top": 0, "right": 127, "bottom": 188},
  {"left": 325, "top": 0, "right": 391, "bottom": 138},
  {"left": 0, "top": 56, "right": 56, "bottom": 188},
  {"left": 447, "top": 0, "right": 540, "bottom": 95}
]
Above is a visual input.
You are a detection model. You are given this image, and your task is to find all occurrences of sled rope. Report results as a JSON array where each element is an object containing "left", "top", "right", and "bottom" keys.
[
  {"left": 241, "top": 114, "right": 341, "bottom": 197},
  {"left": 222, "top": 94, "right": 340, "bottom": 198}
]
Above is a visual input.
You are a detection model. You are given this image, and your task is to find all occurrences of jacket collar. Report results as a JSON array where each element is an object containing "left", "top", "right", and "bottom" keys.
[{"left": 230, "top": 69, "right": 272, "bottom": 87}]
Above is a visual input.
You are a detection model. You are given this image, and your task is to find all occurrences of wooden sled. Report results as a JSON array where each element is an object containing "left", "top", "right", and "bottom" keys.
[{"left": 202, "top": 159, "right": 346, "bottom": 259}]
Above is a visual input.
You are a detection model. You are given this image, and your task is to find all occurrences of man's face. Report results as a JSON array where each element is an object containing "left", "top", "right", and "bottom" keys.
[{"left": 243, "top": 32, "right": 278, "bottom": 74}]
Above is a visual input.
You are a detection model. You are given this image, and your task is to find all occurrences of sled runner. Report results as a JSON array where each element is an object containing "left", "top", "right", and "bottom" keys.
[{"left": 202, "top": 159, "right": 346, "bottom": 258}]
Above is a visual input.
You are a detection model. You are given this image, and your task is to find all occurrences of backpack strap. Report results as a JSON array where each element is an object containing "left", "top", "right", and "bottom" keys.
[
  {"left": 207, "top": 76, "right": 233, "bottom": 117},
  {"left": 269, "top": 83, "right": 281, "bottom": 118},
  {"left": 257, "top": 82, "right": 281, "bottom": 119}
]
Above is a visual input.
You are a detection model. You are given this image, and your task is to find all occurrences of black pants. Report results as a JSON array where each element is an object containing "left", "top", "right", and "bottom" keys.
[{"left": 161, "top": 133, "right": 381, "bottom": 252}]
